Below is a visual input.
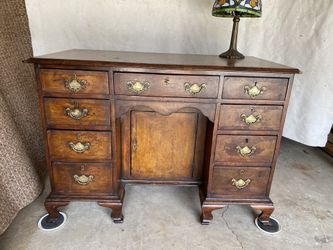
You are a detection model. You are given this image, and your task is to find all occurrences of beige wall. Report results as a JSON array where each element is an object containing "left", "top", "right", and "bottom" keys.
[{"left": 25, "top": 0, "right": 333, "bottom": 146}]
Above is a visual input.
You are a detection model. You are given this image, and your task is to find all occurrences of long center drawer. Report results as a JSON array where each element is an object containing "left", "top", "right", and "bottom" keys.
[{"left": 114, "top": 73, "right": 219, "bottom": 98}]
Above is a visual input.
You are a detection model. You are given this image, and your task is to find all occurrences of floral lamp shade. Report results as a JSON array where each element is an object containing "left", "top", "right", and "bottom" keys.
[
  {"left": 213, "top": 0, "right": 262, "bottom": 17},
  {"left": 212, "top": 0, "right": 263, "bottom": 59}
]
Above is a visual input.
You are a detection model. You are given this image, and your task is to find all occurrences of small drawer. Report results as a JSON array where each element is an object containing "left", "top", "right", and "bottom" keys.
[
  {"left": 52, "top": 162, "right": 113, "bottom": 194},
  {"left": 48, "top": 130, "right": 112, "bottom": 161},
  {"left": 40, "top": 69, "right": 109, "bottom": 95},
  {"left": 44, "top": 98, "right": 111, "bottom": 129},
  {"left": 211, "top": 166, "right": 270, "bottom": 197},
  {"left": 215, "top": 135, "right": 277, "bottom": 164},
  {"left": 219, "top": 105, "right": 283, "bottom": 131},
  {"left": 114, "top": 73, "right": 219, "bottom": 98},
  {"left": 223, "top": 77, "right": 288, "bottom": 101}
]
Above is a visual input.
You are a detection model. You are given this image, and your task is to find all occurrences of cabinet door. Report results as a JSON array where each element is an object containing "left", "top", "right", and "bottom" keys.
[{"left": 123, "top": 110, "right": 206, "bottom": 181}]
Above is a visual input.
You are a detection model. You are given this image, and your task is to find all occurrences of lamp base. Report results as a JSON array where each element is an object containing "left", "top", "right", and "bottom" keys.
[{"left": 219, "top": 48, "right": 245, "bottom": 59}]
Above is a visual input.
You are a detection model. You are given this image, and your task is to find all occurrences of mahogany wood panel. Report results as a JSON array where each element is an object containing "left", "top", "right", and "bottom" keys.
[
  {"left": 223, "top": 77, "right": 288, "bottom": 101},
  {"left": 40, "top": 69, "right": 109, "bottom": 95},
  {"left": 219, "top": 105, "right": 283, "bottom": 131},
  {"left": 128, "top": 110, "right": 205, "bottom": 180},
  {"left": 214, "top": 135, "right": 277, "bottom": 164},
  {"left": 116, "top": 99, "right": 216, "bottom": 122},
  {"left": 52, "top": 162, "right": 113, "bottom": 194},
  {"left": 27, "top": 50, "right": 300, "bottom": 74},
  {"left": 47, "top": 130, "right": 112, "bottom": 161},
  {"left": 114, "top": 73, "right": 219, "bottom": 98},
  {"left": 211, "top": 167, "right": 270, "bottom": 197},
  {"left": 44, "top": 98, "right": 111, "bottom": 129}
]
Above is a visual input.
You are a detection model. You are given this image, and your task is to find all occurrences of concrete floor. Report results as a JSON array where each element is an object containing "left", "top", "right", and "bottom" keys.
[{"left": 0, "top": 139, "right": 332, "bottom": 250}]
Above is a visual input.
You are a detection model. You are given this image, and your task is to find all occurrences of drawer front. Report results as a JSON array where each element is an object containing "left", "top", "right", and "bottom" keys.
[
  {"left": 114, "top": 73, "right": 219, "bottom": 98},
  {"left": 215, "top": 135, "right": 277, "bottom": 164},
  {"left": 44, "top": 98, "right": 111, "bottom": 128},
  {"left": 219, "top": 105, "right": 283, "bottom": 131},
  {"left": 48, "top": 130, "right": 112, "bottom": 161},
  {"left": 211, "top": 167, "right": 270, "bottom": 197},
  {"left": 40, "top": 69, "right": 109, "bottom": 95},
  {"left": 52, "top": 162, "right": 113, "bottom": 194},
  {"left": 223, "top": 77, "right": 288, "bottom": 100}
]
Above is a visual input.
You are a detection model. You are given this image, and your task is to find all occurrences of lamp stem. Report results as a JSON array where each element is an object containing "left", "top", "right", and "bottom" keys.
[
  {"left": 219, "top": 16, "right": 245, "bottom": 59},
  {"left": 229, "top": 16, "right": 240, "bottom": 51}
]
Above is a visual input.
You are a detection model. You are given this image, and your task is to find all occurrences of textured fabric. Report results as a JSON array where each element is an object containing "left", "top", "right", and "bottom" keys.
[
  {"left": 25, "top": 0, "right": 333, "bottom": 146},
  {"left": 0, "top": 0, "right": 45, "bottom": 235}
]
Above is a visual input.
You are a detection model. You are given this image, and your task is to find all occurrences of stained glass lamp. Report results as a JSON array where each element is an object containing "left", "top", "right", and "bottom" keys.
[{"left": 213, "top": 0, "right": 262, "bottom": 59}]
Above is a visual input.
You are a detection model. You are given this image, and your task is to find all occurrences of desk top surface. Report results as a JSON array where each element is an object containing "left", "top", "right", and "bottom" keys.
[{"left": 28, "top": 49, "right": 300, "bottom": 74}]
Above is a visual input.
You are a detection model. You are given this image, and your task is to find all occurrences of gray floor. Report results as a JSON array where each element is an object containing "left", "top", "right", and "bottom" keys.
[{"left": 0, "top": 139, "right": 332, "bottom": 250}]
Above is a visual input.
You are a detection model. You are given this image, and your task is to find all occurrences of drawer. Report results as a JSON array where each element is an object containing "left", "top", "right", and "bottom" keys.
[
  {"left": 44, "top": 98, "right": 111, "bottom": 128},
  {"left": 223, "top": 77, "right": 288, "bottom": 100},
  {"left": 48, "top": 130, "right": 112, "bottom": 161},
  {"left": 40, "top": 69, "right": 109, "bottom": 95},
  {"left": 114, "top": 73, "right": 219, "bottom": 98},
  {"left": 52, "top": 162, "right": 113, "bottom": 194},
  {"left": 215, "top": 135, "right": 277, "bottom": 164},
  {"left": 211, "top": 167, "right": 270, "bottom": 197},
  {"left": 219, "top": 105, "right": 283, "bottom": 131}
]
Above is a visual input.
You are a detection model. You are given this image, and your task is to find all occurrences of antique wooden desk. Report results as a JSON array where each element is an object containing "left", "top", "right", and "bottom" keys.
[{"left": 28, "top": 50, "right": 299, "bottom": 231}]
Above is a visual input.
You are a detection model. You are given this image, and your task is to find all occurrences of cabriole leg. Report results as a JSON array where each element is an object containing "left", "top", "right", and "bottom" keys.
[
  {"left": 251, "top": 204, "right": 281, "bottom": 234},
  {"left": 98, "top": 202, "right": 124, "bottom": 223},
  {"left": 38, "top": 198, "right": 69, "bottom": 231}
]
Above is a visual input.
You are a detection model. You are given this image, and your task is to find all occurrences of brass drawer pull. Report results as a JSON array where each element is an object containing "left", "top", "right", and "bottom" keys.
[
  {"left": 236, "top": 145, "right": 256, "bottom": 157},
  {"left": 127, "top": 80, "right": 150, "bottom": 94},
  {"left": 65, "top": 107, "right": 89, "bottom": 120},
  {"left": 64, "top": 74, "right": 87, "bottom": 93},
  {"left": 240, "top": 113, "right": 262, "bottom": 125},
  {"left": 244, "top": 82, "right": 265, "bottom": 98},
  {"left": 73, "top": 174, "right": 94, "bottom": 185},
  {"left": 68, "top": 141, "right": 91, "bottom": 153},
  {"left": 184, "top": 82, "right": 207, "bottom": 95},
  {"left": 232, "top": 178, "right": 251, "bottom": 189}
]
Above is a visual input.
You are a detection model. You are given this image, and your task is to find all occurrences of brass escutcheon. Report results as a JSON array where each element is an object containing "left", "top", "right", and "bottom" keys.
[
  {"left": 236, "top": 145, "right": 256, "bottom": 157},
  {"left": 68, "top": 141, "right": 91, "bottom": 153},
  {"left": 240, "top": 112, "right": 262, "bottom": 125},
  {"left": 65, "top": 107, "right": 89, "bottom": 120},
  {"left": 73, "top": 174, "right": 94, "bottom": 185},
  {"left": 244, "top": 82, "right": 265, "bottom": 98},
  {"left": 127, "top": 80, "right": 150, "bottom": 94},
  {"left": 64, "top": 74, "right": 87, "bottom": 93},
  {"left": 184, "top": 82, "right": 207, "bottom": 95},
  {"left": 231, "top": 178, "right": 251, "bottom": 189}
]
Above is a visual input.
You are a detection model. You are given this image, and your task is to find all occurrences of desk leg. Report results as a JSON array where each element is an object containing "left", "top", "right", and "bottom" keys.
[
  {"left": 250, "top": 204, "right": 274, "bottom": 225},
  {"left": 98, "top": 186, "right": 125, "bottom": 223},
  {"left": 38, "top": 196, "right": 69, "bottom": 230},
  {"left": 201, "top": 205, "right": 226, "bottom": 225},
  {"left": 98, "top": 202, "right": 124, "bottom": 223},
  {"left": 251, "top": 203, "right": 281, "bottom": 233}
]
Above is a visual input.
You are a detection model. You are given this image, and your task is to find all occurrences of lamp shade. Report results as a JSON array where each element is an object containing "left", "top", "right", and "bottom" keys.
[{"left": 212, "top": 0, "right": 262, "bottom": 17}]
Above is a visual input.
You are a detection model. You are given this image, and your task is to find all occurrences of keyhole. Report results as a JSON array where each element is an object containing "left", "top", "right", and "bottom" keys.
[
  {"left": 164, "top": 78, "right": 170, "bottom": 85},
  {"left": 245, "top": 138, "right": 249, "bottom": 143}
]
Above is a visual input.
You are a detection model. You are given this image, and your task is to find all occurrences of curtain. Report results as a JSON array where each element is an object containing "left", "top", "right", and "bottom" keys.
[{"left": 0, "top": 0, "right": 45, "bottom": 234}]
